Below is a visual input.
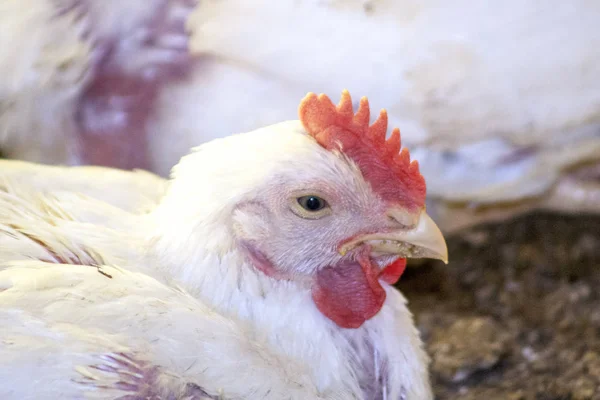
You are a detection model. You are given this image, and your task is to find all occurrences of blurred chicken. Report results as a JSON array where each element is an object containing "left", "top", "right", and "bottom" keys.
[
  {"left": 1, "top": 0, "right": 598, "bottom": 233},
  {"left": 181, "top": 0, "right": 600, "bottom": 234},
  {"left": 0, "top": 0, "right": 198, "bottom": 169},
  {"left": 0, "top": 91, "right": 447, "bottom": 399}
]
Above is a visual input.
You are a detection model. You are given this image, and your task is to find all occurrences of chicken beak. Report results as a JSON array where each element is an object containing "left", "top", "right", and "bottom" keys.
[{"left": 339, "top": 211, "right": 449, "bottom": 263}]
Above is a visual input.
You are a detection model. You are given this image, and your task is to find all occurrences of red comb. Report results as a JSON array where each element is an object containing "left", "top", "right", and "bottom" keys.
[{"left": 299, "top": 90, "right": 426, "bottom": 210}]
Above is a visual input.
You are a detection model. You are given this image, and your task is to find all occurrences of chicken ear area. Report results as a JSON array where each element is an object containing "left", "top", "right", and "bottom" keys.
[{"left": 312, "top": 249, "right": 387, "bottom": 329}]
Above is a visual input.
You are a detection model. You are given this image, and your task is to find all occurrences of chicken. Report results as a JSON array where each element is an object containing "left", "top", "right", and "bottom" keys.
[
  {"left": 0, "top": 91, "right": 448, "bottom": 399},
  {"left": 4, "top": 0, "right": 598, "bottom": 234},
  {"left": 0, "top": 0, "right": 198, "bottom": 169}
]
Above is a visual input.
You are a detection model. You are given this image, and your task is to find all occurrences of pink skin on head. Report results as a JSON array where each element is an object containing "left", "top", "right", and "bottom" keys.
[{"left": 240, "top": 241, "right": 291, "bottom": 281}]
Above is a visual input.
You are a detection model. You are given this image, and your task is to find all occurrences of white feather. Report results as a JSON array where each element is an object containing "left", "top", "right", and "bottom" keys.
[{"left": 0, "top": 261, "right": 340, "bottom": 399}]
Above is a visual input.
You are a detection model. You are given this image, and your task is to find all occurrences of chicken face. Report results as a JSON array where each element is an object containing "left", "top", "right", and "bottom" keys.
[
  {"left": 225, "top": 91, "right": 447, "bottom": 329},
  {"left": 157, "top": 91, "right": 447, "bottom": 330},
  {"left": 230, "top": 162, "right": 445, "bottom": 329}
]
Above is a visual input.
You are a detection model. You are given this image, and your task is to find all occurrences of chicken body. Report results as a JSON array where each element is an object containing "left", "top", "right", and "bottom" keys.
[
  {"left": 0, "top": 262, "right": 333, "bottom": 400},
  {"left": 0, "top": 92, "right": 446, "bottom": 399},
  {"left": 0, "top": 160, "right": 167, "bottom": 212}
]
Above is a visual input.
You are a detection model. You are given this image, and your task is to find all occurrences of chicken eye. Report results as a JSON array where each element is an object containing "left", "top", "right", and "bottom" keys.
[{"left": 297, "top": 195, "right": 327, "bottom": 212}]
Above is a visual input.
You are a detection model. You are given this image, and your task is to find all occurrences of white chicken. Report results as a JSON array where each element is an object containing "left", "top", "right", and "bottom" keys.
[
  {"left": 0, "top": 91, "right": 448, "bottom": 399},
  {"left": 0, "top": 0, "right": 198, "bottom": 169}
]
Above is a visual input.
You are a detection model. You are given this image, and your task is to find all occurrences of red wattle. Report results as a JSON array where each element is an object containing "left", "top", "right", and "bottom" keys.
[
  {"left": 379, "top": 258, "right": 407, "bottom": 284},
  {"left": 311, "top": 247, "right": 386, "bottom": 329}
]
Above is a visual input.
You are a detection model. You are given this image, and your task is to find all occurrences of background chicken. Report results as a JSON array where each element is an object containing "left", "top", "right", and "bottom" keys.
[
  {"left": 1, "top": 0, "right": 599, "bottom": 234},
  {"left": 0, "top": 0, "right": 197, "bottom": 169},
  {"left": 1, "top": 91, "right": 448, "bottom": 399}
]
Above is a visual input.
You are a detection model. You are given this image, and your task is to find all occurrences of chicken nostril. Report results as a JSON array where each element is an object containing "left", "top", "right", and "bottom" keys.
[{"left": 386, "top": 209, "right": 418, "bottom": 229}]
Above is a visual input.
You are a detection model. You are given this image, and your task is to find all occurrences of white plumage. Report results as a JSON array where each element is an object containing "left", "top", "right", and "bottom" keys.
[
  {"left": 0, "top": 100, "right": 447, "bottom": 399},
  {"left": 0, "top": 262, "right": 333, "bottom": 399}
]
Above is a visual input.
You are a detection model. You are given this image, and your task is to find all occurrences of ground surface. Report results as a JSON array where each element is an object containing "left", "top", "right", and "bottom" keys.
[{"left": 399, "top": 212, "right": 600, "bottom": 400}]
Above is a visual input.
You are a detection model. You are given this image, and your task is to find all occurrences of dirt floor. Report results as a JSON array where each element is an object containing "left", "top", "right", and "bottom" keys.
[{"left": 398, "top": 212, "right": 600, "bottom": 400}]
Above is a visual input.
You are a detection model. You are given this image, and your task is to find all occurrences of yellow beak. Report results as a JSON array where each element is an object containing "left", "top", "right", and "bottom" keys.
[{"left": 339, "top": 210, "right": 448, "bottom": 263}]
